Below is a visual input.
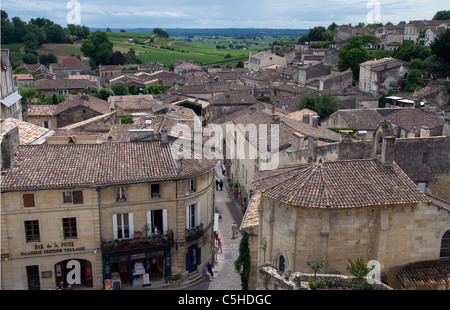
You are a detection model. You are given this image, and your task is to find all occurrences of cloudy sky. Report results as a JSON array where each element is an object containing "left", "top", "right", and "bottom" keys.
[{"left": 1, "top": 0, "right": 448, "bottom": 29}]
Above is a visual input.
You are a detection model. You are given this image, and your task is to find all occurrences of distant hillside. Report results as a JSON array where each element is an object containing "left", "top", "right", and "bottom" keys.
[{"left": 91, "top": 28, "right": 309, "bottom": 37}]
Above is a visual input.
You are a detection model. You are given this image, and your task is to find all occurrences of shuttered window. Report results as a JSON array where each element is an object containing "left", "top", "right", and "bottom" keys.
[
  {"left": 72, "top": 191, "right": 83, "bottom": 204},
  {"left": 23, "top": 194, "right": 35, "bottom": 207}
]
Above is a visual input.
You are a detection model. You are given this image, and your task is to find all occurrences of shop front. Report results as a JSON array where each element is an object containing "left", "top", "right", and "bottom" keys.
[
  {"left": 54, "top": 258, "right": 93, "bottom": 289},
  {"left": 102, "top": 245, "right": 172, "bottom": 289}
]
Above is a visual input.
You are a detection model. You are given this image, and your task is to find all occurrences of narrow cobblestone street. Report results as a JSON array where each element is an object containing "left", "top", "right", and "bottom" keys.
[
  {"left": 177, "top": 161, "right": 246, "bottom": 291},
  {"left": 206, "top": 164, "right": 244, "bottom": 290}
]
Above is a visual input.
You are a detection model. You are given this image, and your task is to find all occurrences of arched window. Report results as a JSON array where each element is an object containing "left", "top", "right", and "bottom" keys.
[
  {"left": 279, "top": 255, "right": 285, "bottom": 272},
  {"left": 440, "top": 230, "right": 450, "bottom": 260}
]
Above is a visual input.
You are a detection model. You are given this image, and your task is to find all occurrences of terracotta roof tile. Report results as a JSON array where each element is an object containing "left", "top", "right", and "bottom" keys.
[
  {"left": 392, "top": 259, "right": 450, "bottom": 288},
  {"left": 251, "top": 159, "right": 428, "bottom": 208},
  {"left": 1, "top": 142, "right": 217, "bottom": 190},
  {"left": 0, "top": 118, "right": 52, "bottom": 145},
  {"left": 385, "top": 108, "right": 445, "bottom": 131}
]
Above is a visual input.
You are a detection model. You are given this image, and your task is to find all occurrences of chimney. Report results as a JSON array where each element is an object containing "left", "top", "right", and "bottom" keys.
[
  {"left": 160, "top": 129, "right": 168, "bottom": 146},
  {"left": 312, "top": 115, "right": 319, "bottom": 128},
  {"left": 380, "top": 136, "right": 396, "bottom": 166},
  {"left": 271, "top": 114, "right": 280, "bottom": 124},
  {"left": 1, "top": 126, "right": 20, "bottom": 170},
  {"left": 292, "top": 132, "right": 304, "bottom": 151},
  {"left": 128, "top": 129, "right": 155, "bottom": 142},
  {"left": 302, "top": 114, "right": 310, "bottom": 124},
  {"left": 176, "top": 158, "right": 183, "bottom": 172}
]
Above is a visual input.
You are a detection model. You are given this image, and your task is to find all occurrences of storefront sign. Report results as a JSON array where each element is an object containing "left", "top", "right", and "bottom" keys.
[{"left": 20, "top": 241, "right": 85, "bottom": 256}]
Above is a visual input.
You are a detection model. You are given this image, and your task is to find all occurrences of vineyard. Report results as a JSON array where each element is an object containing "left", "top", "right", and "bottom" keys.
[{"left": 106, "top": 31, "right": 273, "bottom": 68}]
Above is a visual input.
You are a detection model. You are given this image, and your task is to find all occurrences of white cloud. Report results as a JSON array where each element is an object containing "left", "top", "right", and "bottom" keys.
[{"left": 1, "top": 0, "right": 448, "bottom": 28}]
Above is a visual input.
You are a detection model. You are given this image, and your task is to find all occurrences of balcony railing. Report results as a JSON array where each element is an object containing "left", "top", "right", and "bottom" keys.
[
  {"left": 102, "top": 234, "right": 172, "bottom": 254},
  {"left": 186, "top": 223, "right": 204, "bottom": 242}
]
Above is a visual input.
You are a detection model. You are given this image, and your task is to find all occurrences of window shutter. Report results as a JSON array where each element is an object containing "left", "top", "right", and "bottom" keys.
[
  {"left": 186, "top": 205, "right": 190, "bottom": 229},
  {"left": 147, "top": 211, "right": 152, "bottom": 234},
  {"left": 128, "top": 213, "right": 134, "bottom": 238},
  {"left": 112, "top": 214, "right": 118, "bottom": 240},
  {"left": 72, "top": 191, "right": 83, "bottom": 204},
  {"left": 23, "top": 194, "right": 35, "bottom": 207},
  {"left": 162, "top": 209, "right": 168, "bottom": 236},
  {"left": 196, "top": 202, "right": 201, "bottom": 226}
]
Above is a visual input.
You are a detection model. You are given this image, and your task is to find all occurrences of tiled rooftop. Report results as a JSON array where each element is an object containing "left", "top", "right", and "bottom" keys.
[
  {"left": 1, "top": 142, "right": 217, "bottom": 191},
  {"left": 392, "top": 259, "right": 450, "bottom": 289},
  {"left": 251, "top": 159, "right": 428, "bottom": 208},
  {"left": 0, "top": 118, "right": 52, "bottom": 145}
]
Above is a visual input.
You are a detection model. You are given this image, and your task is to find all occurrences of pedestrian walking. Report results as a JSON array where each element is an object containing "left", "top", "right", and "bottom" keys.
[
  {"left": 219, "top": 180, "right": 223, "bottom": 191},
  {"left": 216, "top": 179, "right": 219, "bottom": 190},
  {"left": 217, "top": 238, "right": 222, "bottom": 253},
  {"left": 232, "top": 222, "right": 237, "bottom": 239}
]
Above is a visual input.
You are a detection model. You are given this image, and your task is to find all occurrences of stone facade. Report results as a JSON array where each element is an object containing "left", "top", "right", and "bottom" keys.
[
  {"left": 1, "top": 49, "right": 22, "bottom": 120},
  {"left": 248, "top": 185, "right": 450, "bottom": 290},
  {"left": 0, "top": 140, "right": 217, "bottom": 290},
  {"left": 359, "top": 58, "right": 410, "bottom": 96}
]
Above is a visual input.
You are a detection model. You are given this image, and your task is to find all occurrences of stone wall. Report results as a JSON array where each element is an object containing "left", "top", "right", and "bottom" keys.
[
  {"left": 256, "top": 195, "right": 450, "bottom": 289},
  {"left": 56, "top": 106, "right": 102, "bottom": 128}
]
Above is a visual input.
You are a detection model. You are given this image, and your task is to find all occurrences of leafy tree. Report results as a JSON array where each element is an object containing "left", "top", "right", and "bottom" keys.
[
  {"left": 153, "top": 27, "right": 169, "bottom": 38},
  {"left": 67, "top": 24, "right": 90, "bottom": 40},
  {"left": 39, "top": 53, "right": 57, "bottom": 66},
  {"left": 143, "top": 84, "right": 165, "bottom": 95},
  {"left": 393, "top": 40, "right": 432, "bottom": 62},
  {"left": 96, "top": 88, "right": 114, "bottom": 100},
  {"left": 110, "top": 50, "right": 125, "bottom": 65},
  {"left": 298, "top": 34, "right": 309, "bottom": 44},
  {"left": 22, "top": 53, "right": 38, "bottom": 64},
  {"left": 327, "top": 22, "right": 338, "bottom": 32},
  {"left": 308, "top": 26, "right": 327, "bottom": 41},
  {"left": 235, "top": 60, "right": 244, "bottom": 68},
  {"left": 430, "top": 28, "right": 450, "bottom": 64},
  {"left": 81, "top": 30, "right": 113, "bottom": 67},
  {"left": 128, "top": 84, "right": 138, "bottom": 95},
  {"left": 123, "top": 48, "right": 141, "bottom": 64},
  {"left": 338, "top": 36, "right": 368, "bottom": 80},
  {"left": 111, "top": 84, "right": 128, "bottom": 96},
  {"left": 297, "top": 92, "right": 341, "bottom": 120},
  {"left": 432, "top": 10, "right": 450, "bottom": 20}
]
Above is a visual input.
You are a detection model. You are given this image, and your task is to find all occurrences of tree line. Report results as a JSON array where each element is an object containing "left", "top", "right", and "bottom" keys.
[{"left": 1, "top": 10, "right": 89, "bottom": 50}]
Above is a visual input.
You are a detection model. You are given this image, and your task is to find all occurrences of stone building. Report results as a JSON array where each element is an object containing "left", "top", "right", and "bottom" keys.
[
  {"left": 247, "top": 52, "right": 287, "bottom": 72},
  {"left": 219, "top": 103, "right": 341, "bottom": 203},
  {"left": 0, "top": 130, "right": 217, "bottom": 290},
  {"left": 49, "top": 56, "right": 91, "bottom": 79},
  {"left": 99, "top": 65, "right": 123, "bottom": 85},
  {"left": 359, "top": 57, "right": 410, "bottom": 96},
  {"left": 243, "top": 134, "right": 450, "bottom": 289},
  {"left": 1, "top": 49, "right": 22, "bottom": 120},
  {"left": 296, "top": 63, "right": 331, "bottom": 85},
  {"left": 51, "top": 94, "right": 109, "bottom": 128}
]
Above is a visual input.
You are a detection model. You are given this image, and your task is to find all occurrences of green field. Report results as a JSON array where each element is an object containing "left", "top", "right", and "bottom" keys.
[
  {"left": 107, "top": 32, "right": 270, "bottom": 68},
  {"left": 3, "top": 32, "right": 271, "bottom": 69},
  {"left": 2, "top": 43, "right": 24, "bottom": 65}
]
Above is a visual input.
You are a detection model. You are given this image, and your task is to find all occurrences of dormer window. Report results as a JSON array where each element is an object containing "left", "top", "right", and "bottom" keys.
[
  {"left": 190, "top": 179, "right": 196, "bottom": 192},
  {"left": 151, "top": 184, "right": 161, "bottom": 198},
  {"left": 116, "top": 187, "right": 126, "bottom": 202}
]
